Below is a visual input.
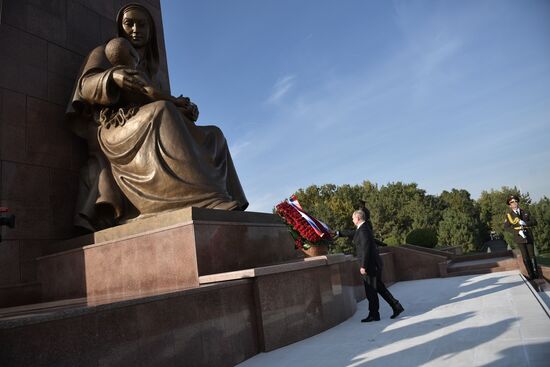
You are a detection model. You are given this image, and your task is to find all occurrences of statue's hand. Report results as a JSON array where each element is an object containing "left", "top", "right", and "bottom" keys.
[
  {"left": 175, "top": 95, "right": 199, "bottom": 122},
  {"left": 112, "top": 68, "right": 147, "bottom": 93},
  {"left": 174, "top": 96, "right": 191, "bottom": 108},
  {"left": 190, "top": 103, "right": 199, "bottom": 121}
]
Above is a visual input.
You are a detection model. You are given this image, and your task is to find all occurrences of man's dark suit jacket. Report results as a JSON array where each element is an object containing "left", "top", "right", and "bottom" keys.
[{"left": 353, "top": 222, "right": 382, "bottom": 275}]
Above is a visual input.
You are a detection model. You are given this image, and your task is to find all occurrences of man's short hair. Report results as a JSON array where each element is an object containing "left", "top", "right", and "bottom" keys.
[{"left": 353, "top": 210, "right": 365, "bottom": 220}]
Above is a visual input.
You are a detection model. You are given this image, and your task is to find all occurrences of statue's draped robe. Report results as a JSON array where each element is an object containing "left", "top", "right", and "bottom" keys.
[{"left": 67, "top": 45, "right": 248, "bottom": 230}]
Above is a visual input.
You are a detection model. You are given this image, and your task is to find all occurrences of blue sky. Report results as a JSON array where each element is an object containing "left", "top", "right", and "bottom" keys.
[{"left": 161, "top": 0, "right": 550, "bottom": 213}]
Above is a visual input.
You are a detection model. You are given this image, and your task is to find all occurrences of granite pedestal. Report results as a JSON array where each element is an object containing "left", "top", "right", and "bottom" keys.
[
  {"left": 37, "top": 208, "right": 301, "bottom": 302},
  {"left": 1, "top": 254, "right": 364, "bottom": 367}
]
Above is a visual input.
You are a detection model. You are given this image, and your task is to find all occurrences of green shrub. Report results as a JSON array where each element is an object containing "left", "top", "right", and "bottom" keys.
[
  {"left": 330, "top": 238, "right": 355, "bottom": 255},
  {"left": 384, "top": 235, "right": 401, "bottom": 246},
  {"left": 406, "top": 228, "right": 438, "bottom": 248}
]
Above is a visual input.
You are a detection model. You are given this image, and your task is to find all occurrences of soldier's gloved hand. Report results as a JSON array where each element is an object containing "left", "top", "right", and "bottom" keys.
[
  {"left": 519, "top": 230, "right": 527, "bottom": 239},
  {"left": 519, "top": 220, "right": 527, "bottom": 226}
]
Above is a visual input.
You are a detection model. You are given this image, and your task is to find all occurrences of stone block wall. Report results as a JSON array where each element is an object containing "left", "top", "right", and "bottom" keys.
[
  {"left": 384, "top": 246, "right": 447, "bottom": 281},
  {"left": 0, "top": 0, "right": 169, "bottom": 291}
]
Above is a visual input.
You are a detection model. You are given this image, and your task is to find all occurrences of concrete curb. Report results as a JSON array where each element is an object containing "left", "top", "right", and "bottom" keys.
[{"left": 520, "top": 273, "right": 550, "bottom": 319}]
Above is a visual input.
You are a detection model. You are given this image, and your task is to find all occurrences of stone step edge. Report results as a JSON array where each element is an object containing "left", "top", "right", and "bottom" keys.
[
  {"left": 444, "top": 266, "right": 518, "bottom": 277},
  {"left": 199, "top": 254, "right": 352, "bottom": 284},
  {"left": 447, "top": 259, "right": 517, "bottom": 272}
]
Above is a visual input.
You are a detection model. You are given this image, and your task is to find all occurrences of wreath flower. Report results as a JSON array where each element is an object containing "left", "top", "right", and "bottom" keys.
[{"left": 275, "top": 195, "right": 333, "bottom": 250}]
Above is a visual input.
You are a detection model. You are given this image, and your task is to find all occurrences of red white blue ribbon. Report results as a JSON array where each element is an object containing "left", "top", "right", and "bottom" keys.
[{"left": 288, "top": 195, "right": 331, "bottom": 237}]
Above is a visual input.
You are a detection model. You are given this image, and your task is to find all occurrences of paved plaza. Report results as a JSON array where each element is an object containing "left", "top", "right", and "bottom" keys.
[{"left": 238, "top": 271, "right": 550, "bottom": 367}]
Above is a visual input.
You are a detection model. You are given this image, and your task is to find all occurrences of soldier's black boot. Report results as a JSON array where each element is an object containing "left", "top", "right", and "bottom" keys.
[
  {"left": 523, "top": 259, "right": 535, "bottom": 280},
  {"left": 531, "top": 258, "right": 540, "bottom": 279}
]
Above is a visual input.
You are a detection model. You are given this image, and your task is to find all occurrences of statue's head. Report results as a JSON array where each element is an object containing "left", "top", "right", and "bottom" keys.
[
  {"left": 116, "top": 4, "right": 159, "bottom": 75},
  {"left": 118, "top": 4, "right": 151, "bottom": 48}
]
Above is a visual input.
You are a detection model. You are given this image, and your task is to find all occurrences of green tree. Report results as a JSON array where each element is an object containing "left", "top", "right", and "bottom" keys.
[
  {"left": 439, "top": 189, "right": 483, "bottom": 250},
  {"left": 295, "top": 183, "right": 361, "bottom": 254},
  {"left": 294, "top": 184, "right": 336, "bottom": 222},
  {"left": 324, "top": 184, "right": 363, "bottom": 254},
  {"left": 290, "top": 181, "right": 547, "bottom": 256},
  {"left": 531, "top": 197, "right": 550, "bottom": 254},
  {"left": 374, "top": 182, "right": 432, "bottom": 244},
  {"left": 406, "top": 228, "right": 438, "bottom": 248},
  {"left": 437, "top": 209, "right": 479, "bottom": 252}
]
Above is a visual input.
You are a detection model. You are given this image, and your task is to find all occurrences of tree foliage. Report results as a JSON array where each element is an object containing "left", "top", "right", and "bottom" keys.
[
  {"left": 406, "top": 228, "right": 438, "bottom": 248},
  {"left": 438, "top": 189, "right": 483, "bottom": 251},
  {"left": 437, "top": 209, "right": 479, "bottom": 252},
  {"left": 531, "top": 197, "right": 550, "bottom": 253}
]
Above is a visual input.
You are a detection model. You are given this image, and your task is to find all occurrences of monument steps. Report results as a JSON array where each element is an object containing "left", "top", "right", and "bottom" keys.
[
  {"left": 0, "top": 208, "right": 368, "bottom": 366},
  {"left": 0, "top": 254, "right": 364, "bottom": 367},
  {"left": 444, "top": 265, "right": 518, "bottom": 277},
  {"left": 445, "top": 256, "right": 518, "bottom": 277}
]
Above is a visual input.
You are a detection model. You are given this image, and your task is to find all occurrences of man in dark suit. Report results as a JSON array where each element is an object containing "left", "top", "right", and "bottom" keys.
[
  {"left": 504, "top": 195, "right": 539, "bottom": 279},
  {"left": 352, "top": 209, "right": 404, "bottom": 322}
]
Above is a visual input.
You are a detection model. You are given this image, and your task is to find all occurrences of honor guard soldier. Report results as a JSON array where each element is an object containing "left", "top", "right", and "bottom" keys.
[{"left": 504, "top": 195, "right": 539, "bottom": 279}]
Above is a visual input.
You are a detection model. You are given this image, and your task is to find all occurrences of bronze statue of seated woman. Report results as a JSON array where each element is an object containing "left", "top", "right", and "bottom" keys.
[{"left": 67, "top": 3, "right": 248, "bottom": 231}]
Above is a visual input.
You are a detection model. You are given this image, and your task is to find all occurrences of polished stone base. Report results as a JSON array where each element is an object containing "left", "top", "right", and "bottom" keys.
[
  {"left": 0, "top": 280, "right": 259, "bottom": 367},
  {"left": 200, "top": 254, "right": 363, "bottom": 351},
  {"left": 0, "top": 255, "right": 364, "bottom": 367},
  {"left": 36, "top": 207, "right": 301, "bottom": 302},
  {"left": 0, "top": 282, "right": 41, "bottom": 308}
]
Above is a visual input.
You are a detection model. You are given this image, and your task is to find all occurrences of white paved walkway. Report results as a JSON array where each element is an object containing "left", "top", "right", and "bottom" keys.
[{"left": 238, "top": 271, "right": 550, "bottom": 367}]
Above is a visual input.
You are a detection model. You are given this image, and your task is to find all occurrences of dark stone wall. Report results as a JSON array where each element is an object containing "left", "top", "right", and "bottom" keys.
[
  {"left": 0, "top": 0, "right": 169, "bottom": 291},
  {"left": 0, "top": 279, "right": 260, "bottom": 367}
]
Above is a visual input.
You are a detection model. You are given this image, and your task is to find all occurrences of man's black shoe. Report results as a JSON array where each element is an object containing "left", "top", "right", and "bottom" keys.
[
  {"left": 361, "top": 315, "right": 380, "bottom": 322},
  {"left": 390, "top": 303, "right": 404, "bottom": 319}
]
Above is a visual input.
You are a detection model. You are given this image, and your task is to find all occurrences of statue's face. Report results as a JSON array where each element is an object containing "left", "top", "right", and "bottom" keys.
[{"left": 121, "top": 8, "right": 150, "bottom": 48}]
